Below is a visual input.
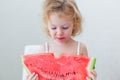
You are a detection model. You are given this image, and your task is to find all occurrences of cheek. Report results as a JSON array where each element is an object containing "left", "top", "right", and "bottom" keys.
[
  {"left": 48, "top": 29, "right": 55, "bottom": 36},
  {"left": 66, "top": 29, "right": 73, "bottom": 36}
]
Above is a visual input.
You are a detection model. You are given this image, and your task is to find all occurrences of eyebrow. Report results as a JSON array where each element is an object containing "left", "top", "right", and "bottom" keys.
[{"left": 51, "top": 24, "right": 70, "bottom": 27}]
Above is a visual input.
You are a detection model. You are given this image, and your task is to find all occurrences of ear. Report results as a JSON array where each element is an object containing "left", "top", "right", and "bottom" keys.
[
  {"left": 73, "top": 26, "right": 75, "bottom": 30},
  {"left": 47, "top": 29, "right": 51, "bottom": 36},
  {"left": 73, "top": 22, "right": 77, "bottom": 30},
  {"left": 72, "top": 26, "right": 75, "bottom": 35}
]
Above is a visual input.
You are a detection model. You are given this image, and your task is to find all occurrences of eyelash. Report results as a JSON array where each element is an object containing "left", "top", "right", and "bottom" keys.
[
  {"left": 51, "top": 27, "right": 69, "bottom": 30},
  {"left": 51, "top": 27, "right": 56, "bottom": 30},
  {"left": 62, "top": 27, "right": 69, "bottom": 29}
]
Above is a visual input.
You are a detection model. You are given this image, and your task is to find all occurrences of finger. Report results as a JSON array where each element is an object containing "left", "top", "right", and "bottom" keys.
[
  {"left": 91, "top": 74, "right": 96, "bottom": 80},
  {"left": 36, "top": 75, "right": 39, "bottom": 80},
  {"left": 26, "top": 74, "right": 32, "bottom": 80},
  {"left": 86, "top": 76, "right": 92, "bottom": 80},
  {"left": 87, "top": 72, "right": 92, "bottom": 80},
  {"left": 91, "top": 70, "right": 97, "bottom": 77},
  {"left": 32, "top": 74, "right": 38, "bottom": 80},
  {"left": 27, "top": 73, "right": 36, "bottom": 80},
  {"left": 88, "top": 71, "right": 96, "bottom": 80}
]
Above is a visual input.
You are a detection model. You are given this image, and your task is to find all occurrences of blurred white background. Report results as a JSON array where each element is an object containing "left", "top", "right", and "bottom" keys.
[{"left": 0, "top": 0, "right": 120, "bottom": 80}]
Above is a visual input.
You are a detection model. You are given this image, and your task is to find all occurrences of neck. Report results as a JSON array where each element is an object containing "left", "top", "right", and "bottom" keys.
[
  {"left": 53, "top": 38, "right": 75, "bottom": 47},
  {"left": 49, "top": 38, "right": 78, "bottom": 56}
]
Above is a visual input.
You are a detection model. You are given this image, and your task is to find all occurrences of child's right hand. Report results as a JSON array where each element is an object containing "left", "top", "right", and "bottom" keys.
[{"left": 26, "top": 73, "right": 38, "bottom": 80}]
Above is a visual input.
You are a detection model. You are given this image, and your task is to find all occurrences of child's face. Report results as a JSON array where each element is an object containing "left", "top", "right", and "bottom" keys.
[{"left": 48, "top": 13, "right": 74, "bottom": 43}]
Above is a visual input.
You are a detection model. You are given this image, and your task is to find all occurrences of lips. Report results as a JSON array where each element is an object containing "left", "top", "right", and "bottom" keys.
[{"left": 56, "top": 37, "right": 65, "bottom": 40}]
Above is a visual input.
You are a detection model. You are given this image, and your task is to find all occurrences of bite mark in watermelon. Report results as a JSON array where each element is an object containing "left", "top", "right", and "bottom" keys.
[{"left": 21, "top": 53, "right": 96, "bottom": 80}]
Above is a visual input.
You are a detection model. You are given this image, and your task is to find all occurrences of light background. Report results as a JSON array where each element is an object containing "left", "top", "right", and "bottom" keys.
[{"left": 0, "top": 0, "right": 120, "bottom": 80}]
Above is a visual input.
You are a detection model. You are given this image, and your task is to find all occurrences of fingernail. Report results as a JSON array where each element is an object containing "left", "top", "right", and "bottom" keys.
[{"left": 33, "top": 72, "right": 35, "bottom": 74}]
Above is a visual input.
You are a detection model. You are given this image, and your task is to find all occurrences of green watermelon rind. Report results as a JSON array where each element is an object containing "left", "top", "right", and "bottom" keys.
[
  {"left": 88, "top": 57, "right": 96, "bottom": 71},
  {"left": 20, "top": 56, "right": 30, "bottom": 74}
]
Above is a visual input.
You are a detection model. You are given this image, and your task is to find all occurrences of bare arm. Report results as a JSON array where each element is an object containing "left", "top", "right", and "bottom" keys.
[
  {"left": 80, "top": 43, "right": 88, "bottom": 56},
  {"left": 79, "top": 43, "right": 97, "bottom": 80}
]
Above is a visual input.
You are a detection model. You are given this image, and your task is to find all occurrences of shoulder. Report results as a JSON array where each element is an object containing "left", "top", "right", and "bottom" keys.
[
  {"left": 79, "top": 42, "right": 88, "bottom": 56},
  {"left": 24, "top": 44, "right": 45, "bottom": 54}
]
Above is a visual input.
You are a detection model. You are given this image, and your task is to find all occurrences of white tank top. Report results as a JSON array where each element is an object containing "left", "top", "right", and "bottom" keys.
[
  {"left": 45, "top": 42, "right": 81, "bottom": 55},
  {"left": 22, "top": 42, "right": 81, "bottom": 80}
]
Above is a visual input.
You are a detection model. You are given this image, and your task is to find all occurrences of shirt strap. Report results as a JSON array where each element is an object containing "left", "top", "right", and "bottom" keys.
[
  {"left": 45, "top": 42, "right": 49, "bottom": 53},
  {"left": 77, "top": 42, "right": 80, "bottom": 55}
]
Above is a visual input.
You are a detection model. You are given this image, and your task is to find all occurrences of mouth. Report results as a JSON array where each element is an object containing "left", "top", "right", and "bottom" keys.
[{"left": 56, "top": 37, "right": 65, "bottom": 40}]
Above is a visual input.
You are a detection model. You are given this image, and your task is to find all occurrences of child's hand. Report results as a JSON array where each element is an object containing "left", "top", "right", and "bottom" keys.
[
  {"left": 87, "top": 70, "right": 97, "bottom": 80},
  {"left": 26, "top": 73, "right": 38, "bottom": 80}
]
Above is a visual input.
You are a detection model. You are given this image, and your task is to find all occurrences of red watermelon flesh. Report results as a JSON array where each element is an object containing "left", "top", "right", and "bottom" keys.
[{"left": 21, "top": 53, "right": 96, "bottom": 80}]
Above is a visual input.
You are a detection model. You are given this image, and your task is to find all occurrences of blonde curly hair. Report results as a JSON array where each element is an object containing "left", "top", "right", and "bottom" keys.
[{"left": 42, "top": 0, "right": 82, "bottom": 37}]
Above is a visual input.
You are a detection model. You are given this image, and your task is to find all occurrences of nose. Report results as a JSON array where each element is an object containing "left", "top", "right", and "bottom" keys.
[{"left": 57, "top": 28, "right": 63, "bottom": 36}]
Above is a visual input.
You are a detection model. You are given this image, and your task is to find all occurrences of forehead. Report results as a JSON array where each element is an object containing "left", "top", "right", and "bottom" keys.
[
  {"left": 49, "top": 11, "right": 73, "bottom": 19},
  {"left": 48, "top": 12, "right": 73, "bottom": 25}
]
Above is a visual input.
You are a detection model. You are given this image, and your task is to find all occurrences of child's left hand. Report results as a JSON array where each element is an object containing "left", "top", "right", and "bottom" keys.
[{"left": 87, "top": 70, "right": 97, "bottom": 80}]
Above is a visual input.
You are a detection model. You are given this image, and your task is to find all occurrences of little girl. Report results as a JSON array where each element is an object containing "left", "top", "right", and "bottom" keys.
[{"left": 24, "top": 0, "right": 97, "bottom": 80}]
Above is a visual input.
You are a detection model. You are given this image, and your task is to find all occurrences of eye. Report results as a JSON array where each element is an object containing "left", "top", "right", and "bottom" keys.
[
  {"left": 62, "top": 26, "right": 69, "bottom": 29},
  {"left": 51, "top": 27, "right": 56, "bottom": 30}
]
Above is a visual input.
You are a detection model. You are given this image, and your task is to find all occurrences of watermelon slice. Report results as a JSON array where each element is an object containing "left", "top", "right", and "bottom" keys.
[{"left": 21, "top": 53, "right": 96, "bottom": 80}]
